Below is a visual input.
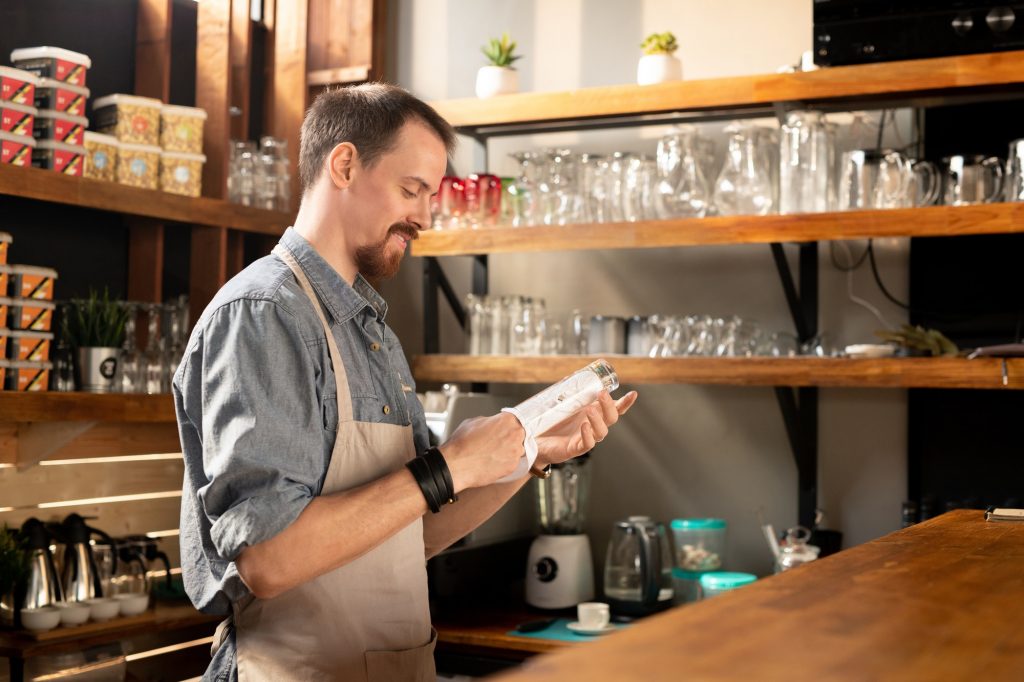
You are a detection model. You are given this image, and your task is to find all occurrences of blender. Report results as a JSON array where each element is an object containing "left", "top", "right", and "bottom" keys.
[{"left": 525, "top": 454, "right": 595, "bottom": 609}]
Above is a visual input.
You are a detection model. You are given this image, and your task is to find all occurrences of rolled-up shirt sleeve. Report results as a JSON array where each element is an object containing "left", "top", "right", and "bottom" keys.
[{"left": 195, "top": 299, "right": 326, "bottom": 562}]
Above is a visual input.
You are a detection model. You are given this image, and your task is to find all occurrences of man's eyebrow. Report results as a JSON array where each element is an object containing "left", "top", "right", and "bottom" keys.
[{"left": 402, "top": 176, "right": 433, "bottom": 192}]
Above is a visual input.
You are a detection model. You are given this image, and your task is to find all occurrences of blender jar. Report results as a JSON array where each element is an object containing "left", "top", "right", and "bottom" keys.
[{"left": 537, "top": 454, "right": 590, "bottom": 534}]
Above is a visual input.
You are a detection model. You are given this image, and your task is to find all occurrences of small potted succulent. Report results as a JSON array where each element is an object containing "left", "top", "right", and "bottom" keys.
[
  {"left": 61, "top": 289, "right": 130, "bottom": 393},
  {"left": 476, "top": 33, "right": 521, "bottom": 99},
  {"left": 638, "top": 32, "right": 682, "bottom": 85}
]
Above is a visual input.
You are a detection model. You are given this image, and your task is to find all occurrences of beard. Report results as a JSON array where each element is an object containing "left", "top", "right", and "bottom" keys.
[{"left": 355, "top": 223, "right": 418, "bottom": 280}]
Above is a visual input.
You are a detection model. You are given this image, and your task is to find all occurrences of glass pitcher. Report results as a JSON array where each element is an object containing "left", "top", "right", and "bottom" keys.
[
  {"left": 779, "top": 111, "right": 834, "bottom": 214},
  {"left": 655, "top": 126, "right": 711, "bottom": 219},
  {"left": 603, "top": 516, "right": 674, "bottom": 616},
  {"left": 713, "top": 124, "right": 775, "bottom": 216}
]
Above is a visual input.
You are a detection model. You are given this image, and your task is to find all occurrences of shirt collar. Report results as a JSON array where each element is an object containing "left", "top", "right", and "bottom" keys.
[{"left": 278, "top": 228, "right": 389, "bottom": 323}]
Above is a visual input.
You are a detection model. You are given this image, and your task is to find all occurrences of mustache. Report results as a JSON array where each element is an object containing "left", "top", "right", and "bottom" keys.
[{"left": 389, "top": 223, "right": 419, "bottom": 241}]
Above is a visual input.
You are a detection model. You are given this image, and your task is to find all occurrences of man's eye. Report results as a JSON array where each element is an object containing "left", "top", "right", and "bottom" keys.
[{"left": 401, "top": 188, "right": 416, "bottom": 198}]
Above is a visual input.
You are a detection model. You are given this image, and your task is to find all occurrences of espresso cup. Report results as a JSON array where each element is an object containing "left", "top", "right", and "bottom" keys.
[{"left": 577, "top": 601, "right": 611, "bottom": 629}]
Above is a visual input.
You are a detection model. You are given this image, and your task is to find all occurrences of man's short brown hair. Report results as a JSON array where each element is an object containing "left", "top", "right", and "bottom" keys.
[{"left": 299, "top": 83, "right": 456, "bottom": 193}]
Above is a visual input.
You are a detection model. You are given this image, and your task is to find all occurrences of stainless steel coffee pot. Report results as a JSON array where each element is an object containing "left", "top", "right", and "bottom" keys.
[
  {"left": 51, "top": 514, "right": 116, "bottom": 603},
  {"left": 18, "top": 518, "right": 64, "bottom": 610}
]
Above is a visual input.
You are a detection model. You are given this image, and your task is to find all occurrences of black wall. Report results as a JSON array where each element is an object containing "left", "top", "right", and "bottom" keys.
[{"left": 909, "top": 100, "right": 1024, "bottom": 515}]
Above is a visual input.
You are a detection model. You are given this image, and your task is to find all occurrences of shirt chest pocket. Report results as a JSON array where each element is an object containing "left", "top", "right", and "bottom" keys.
[{"left": 323, "top": 392, "right": 398, "bottom": 430}]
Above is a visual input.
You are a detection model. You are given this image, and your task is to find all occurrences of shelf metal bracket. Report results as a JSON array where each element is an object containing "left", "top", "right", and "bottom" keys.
[{"left": 770, "top": 241, "right": 820, "bottom": 528}]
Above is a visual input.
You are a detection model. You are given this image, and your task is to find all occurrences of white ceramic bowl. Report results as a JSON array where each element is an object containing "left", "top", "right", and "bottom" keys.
[
  {"left": 85, "top": 597, "right": 120, "bottom": 621},
  {"left": 57, "top": 601, "right": 91, "bottom": 626},
  {"left": 21, "top": 606, "right": 62, "bottom": 632},
  {"left": 115, "top": 593, "right": 150, "bottom": 617}
]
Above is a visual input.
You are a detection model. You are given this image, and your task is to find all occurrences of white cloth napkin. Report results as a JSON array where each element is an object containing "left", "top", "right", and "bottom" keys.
[{"left": 498, "top": 406, "right": 539, "bottom": 483}]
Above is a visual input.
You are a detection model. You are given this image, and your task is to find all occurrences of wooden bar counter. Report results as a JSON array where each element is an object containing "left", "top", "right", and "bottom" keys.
[{"left": 491, "top": 510, "right": 1024, "bottom": 681}]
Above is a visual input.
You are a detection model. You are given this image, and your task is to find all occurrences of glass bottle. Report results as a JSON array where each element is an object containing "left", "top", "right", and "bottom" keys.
[
  {"left": 511, "top": 359, "right": 618, "bottom": 436},
  {"left": 118, "top": 302, "right": 142, "bottom": 394}
]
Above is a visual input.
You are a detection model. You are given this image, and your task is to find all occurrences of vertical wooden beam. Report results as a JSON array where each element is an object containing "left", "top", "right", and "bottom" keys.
[
  {"left": 227, "top": 232, "right": 246, "bottom": 277},
  {"left": 134, "top": 0, "right": 173, "bottom": 101},
  {"left": 370, "top": 0, "right": 387, "bottom": 81},
  {"left": 271, "top": 0, "right": 308, "bottom": 210},
  {"left": 189, "top": 226, "right": 229, "bottom": 324},
  {"left": 230, "top": 0, "right": 253, "bottom": 141},
  {"left": 131, "top": 0, "right": 171, "bottom": 337},
  {"left": 127, "top": 220, "right": 165, "bottom": 303},
  {"left": 196, "top": 0, "right": 232, "bottom": 200}
]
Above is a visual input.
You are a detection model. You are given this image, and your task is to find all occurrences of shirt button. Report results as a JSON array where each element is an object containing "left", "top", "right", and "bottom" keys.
[
  {"left": 383, "top": 405, "right": 391, "bottom": 415},
  {"left": 370, "top": 342, "right": 381, "bottom": 351}
]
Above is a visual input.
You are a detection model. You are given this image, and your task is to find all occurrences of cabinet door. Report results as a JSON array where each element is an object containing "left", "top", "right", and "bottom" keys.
[{"left": 307, "top": 0, "right": 387, "bottom": 87}]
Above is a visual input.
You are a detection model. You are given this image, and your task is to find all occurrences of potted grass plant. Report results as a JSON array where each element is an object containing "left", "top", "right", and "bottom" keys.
[
  {"left": 638, "top": 31, "right": 683, "bottom": 85},
  {"left": 0, "top": 526, "right": 28, "bottom": 628},
  {"left": 61, "top": 289, "right": 130, "bottom": 392},
  {"left": 476, "top": 33, "right": 522, "bottom": 98}
]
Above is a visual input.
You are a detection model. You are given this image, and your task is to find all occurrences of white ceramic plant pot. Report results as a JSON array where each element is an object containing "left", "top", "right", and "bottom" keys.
[
  {"left": 475, "top": 66, "right": 519, "bottom": 98},
  {"left": 637, "top": 54, "right": 683, "bottom": 85}
]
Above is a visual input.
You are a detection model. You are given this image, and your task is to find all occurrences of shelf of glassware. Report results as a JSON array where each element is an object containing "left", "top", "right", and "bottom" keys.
[
  {"left": 410, "top": 355, "right": 1024, "bottom": 390},
  {"left": 410, "top": 202, "right": 1024, "bottom": 257},
  {"left": 0, "top": 393, "right": 179, "bottom": 469},
  {"left": 430, "top": 50, "right": 1024, "bottom": 133}
]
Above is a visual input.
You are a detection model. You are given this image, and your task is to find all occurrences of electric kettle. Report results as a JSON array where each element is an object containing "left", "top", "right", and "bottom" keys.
[
  {"left": 51, "top": 514, "right": 116, "bottom": 603},
  {"left": 18, "top": 518, "right": 64, "bottom": 610},
  {"left": 603, "top": 516, "right": 674, "bottom": 617}
]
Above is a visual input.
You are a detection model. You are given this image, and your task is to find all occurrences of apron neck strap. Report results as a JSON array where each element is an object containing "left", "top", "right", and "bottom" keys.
[{"left": 273, "top": 244, "right": 354, "bottom": 423}]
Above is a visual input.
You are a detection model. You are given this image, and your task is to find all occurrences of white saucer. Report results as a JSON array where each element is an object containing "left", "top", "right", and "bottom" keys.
[
  {"left": 566, "top": 621, "right": 617, "bottom": 636},
  {"left": 844, "top": 343, "right": 896, "bottom": 358}
]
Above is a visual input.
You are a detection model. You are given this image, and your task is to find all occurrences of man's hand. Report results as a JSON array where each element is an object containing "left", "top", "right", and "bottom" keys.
[
  {"left": 439, "top": 412, "right": 526, "bottom": 492},
  {"left": 536, "top": 390, "right": 638, "bottom": 466}
]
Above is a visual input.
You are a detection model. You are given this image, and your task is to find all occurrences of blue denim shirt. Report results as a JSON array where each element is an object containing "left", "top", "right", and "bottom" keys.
[{"left": 172, "top": 228, "right": 429, "bottom": 681}]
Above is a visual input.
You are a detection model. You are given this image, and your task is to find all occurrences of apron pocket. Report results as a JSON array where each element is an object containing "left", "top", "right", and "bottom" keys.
[{"left": 364, "top": 628, "right": 437, "bottom": 682}]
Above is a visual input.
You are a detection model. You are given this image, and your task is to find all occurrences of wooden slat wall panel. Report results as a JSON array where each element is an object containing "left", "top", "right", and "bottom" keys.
[
  {"left": 46, "top": 423, "right": 182, "bottom": 459},
  {"left": 0, "top": 496, "right": 182, "bottom": 539},
  {"left": 0, "top": 458, "right": 184, "bottom": 508}
]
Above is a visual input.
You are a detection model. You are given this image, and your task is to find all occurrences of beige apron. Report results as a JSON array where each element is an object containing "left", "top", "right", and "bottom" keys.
[{"left": 221, "top": 244, "right": 435, "bottom": 681}]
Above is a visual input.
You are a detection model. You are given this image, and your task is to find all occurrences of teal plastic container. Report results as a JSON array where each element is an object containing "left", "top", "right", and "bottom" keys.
[
  {"left": 699, "top": 571, "right": 757, "bottom": 599},
  {"left": 670, "top": 518, "right": 727, "bottom": 572}
]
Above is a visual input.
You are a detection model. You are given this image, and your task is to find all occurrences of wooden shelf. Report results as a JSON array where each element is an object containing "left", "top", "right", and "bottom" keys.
[
  {"left": 0, "top": 604, "right": 219, "bottom": 659},
  {"left": 0, "top": 392, "right": 175, "bottom": 423},
  {"left": 431, "top": 51, "right": 1024, "bottom": 134},
  {"left": 0, "top": 163, "right": 291, "bottom": 235},
  {"left": 411, "top": 355, "right": 1024, "bottom": 390},
  {"left": 412, "top": 203, "right": 1024, "bottom": 257},
  {"left": 0, "top": 393, "right": 179, "bottom": 469}
]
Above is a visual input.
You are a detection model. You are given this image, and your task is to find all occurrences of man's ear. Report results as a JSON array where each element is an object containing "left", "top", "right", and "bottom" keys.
[{"left": 327, "top": 142, "right": 358, "bottom": 188}]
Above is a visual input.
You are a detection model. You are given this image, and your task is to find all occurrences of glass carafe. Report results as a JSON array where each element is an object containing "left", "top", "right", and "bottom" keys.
[
  {"left": 655, "top": 127, "right": 710, "bottom": 219},
  {"left": 713, "top": 125, "right": 775, "bottom": 216},
  {"left": 537, "top": 454, "right": 591, "bottom": 534},
  {"left": 603, "top": 516, "right": 674, "bottom": 614},
  {"left": 779, "top": 111, "right": 833, "bottom": 214}
]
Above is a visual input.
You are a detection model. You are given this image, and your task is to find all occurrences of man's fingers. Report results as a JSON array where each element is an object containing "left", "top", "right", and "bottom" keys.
[
  {"left": 588, "top": 406, "right": 610, "bottom": 442},
  {"left": 578, "top": 421, "right": 596, "bottom": 452},
  {"left": 597, "top": 391, "right": 619, "bottom": 426},
  {"left": 614, "top": 391, "right": 639, "bottom": 415}
]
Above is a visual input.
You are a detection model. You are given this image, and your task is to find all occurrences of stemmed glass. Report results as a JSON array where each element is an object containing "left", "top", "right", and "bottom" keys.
[{"left": 509, "top": 152, "right": 542, "bottom": 226}]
